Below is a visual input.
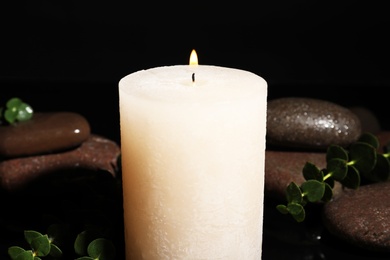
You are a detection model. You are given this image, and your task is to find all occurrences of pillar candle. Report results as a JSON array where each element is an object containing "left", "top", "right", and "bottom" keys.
[{"left": 119, "top": 52, "right": 268, "bottom": 259}]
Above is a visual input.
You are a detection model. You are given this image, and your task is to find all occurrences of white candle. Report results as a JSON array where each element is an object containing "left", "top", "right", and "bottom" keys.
[{"left": 119, "top": 51, "right": 268, "bottom": 259}]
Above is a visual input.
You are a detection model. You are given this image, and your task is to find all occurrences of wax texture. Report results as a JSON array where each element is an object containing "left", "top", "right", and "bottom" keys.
[{"left": 119, "top": 65, "right": 267, "bottom": 259}]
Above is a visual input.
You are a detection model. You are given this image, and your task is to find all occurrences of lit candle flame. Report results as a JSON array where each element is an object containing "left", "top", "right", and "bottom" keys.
[{"left": 189, "top": 49, "right": 198, "bottom": 66}]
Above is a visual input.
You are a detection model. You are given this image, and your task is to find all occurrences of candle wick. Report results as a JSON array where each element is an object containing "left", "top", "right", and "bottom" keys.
[{"left": 192, "top": 73, "right": 195, "bottom": 83}]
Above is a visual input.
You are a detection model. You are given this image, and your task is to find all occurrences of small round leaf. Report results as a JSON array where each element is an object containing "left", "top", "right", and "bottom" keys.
[
  {"left": 327, "top": 158, "right": 348, "bottom": 181},
  {"left": 349, "top": 142, "right": 377, "bottom": 174},
  {"left": 321, "top": 182, "right": 333, "bottom": 202},
  {"left": 365, "top": 153, "right": 390, "bottom": 182},
  {"left": 303, "top": 162, "right": 323, "bottom": 181},
  {"left": 286, "top": 182, "right": 303, "bottom": 204},
  {"left": 326, "top": 145, "right": 348, "bottom": 161},
  {"left": 276, "top": 204, "right": 289, "bottom": 214},
  {"left": 287, "top": 203, "right": 305, "bottom": 222},
  {"left": 24, "top": 230, "right": 44, "bottom": 244},
  {"left": 31, "top": 235, "right": 51, "bottom": 257},
  {"left": 49, "top": 243, "right": 62, "bottom": 258},
  {"left": 358, "top": 132, "right": 379, "bottom": 149},
  {"left": 87, "top": 238, "right": 116, "bottom": 260},
  {"left": 301, "top": 180, "right": 325, "bottom": 202},
  {"left": 340, "top": 165, "right": 360, "bottom": 189},
  {"left": 16, "top": 103, "right": 33, "bottom": 122},
  {"left": 6, "top": 97, "right": 23, "bottom": 109}
]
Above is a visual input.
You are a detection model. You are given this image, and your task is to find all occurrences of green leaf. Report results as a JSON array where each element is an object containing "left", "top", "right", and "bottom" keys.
[
  {"left": 16, "top": 103, "right": 33, "bottom": 122},
  {"left": 4, "top": 109, "right": 17, "bottom": 124},
  {"left": 327, "top": 158, "right": 348, "bottom": 181},
  {"left": 301, "top": 180, "right": 325, "bottom": 202},
  {"left": 6, "top": 97, "right": 23, "bottom": 109},
  {"left": 302, "top": 162, "right": 323, "bottom": 181},
  {"left": 8, "top": 246, "right": 26, "bottom": 259},
  {"left": 74, "top": 231, "right": 89, "bottom": 256},
  {"left": 16, "top": 251, "right": 35, "bottom": 260},
  {"left": 24, "top": 230, "right": 44, "bottom": 245},
  {"left": 31, "top": 235, "right": 51, "bottom": 257},
  {"left": 349, "top": 142, "right": 377, "bottom": 174},
  {"left": 358, "top": 132, "right": 379, "bottom": 149},
  {"left": 8, "top": 248, "right": 34, "bottom": 260},
  {"left": 326, "top": 145, "right": 348, "bottom": 161},
  {"left": 75, "top": 257, "right": 94, "bottom": 260},
  {"left": 286, "top": 182, "right": 303, "bottom": 204},
  {"left": 276, "top": 204, "right": 289, "bottom": 214},
  {"left": 49, "top": 243, "right": 62, "bottom": 258},
  {"left": 87, "top": 238, "right": 116, "bottom": 260},
  {"left": 322, "top": 182, "right": 333, "bottom": 202},
  {"left": 323, "top": 170, "right": 335, "bottom": 188},
  {"left": 287, "top": 203, "right": 305, "bottom": 222},
  {"left": 365, "top": 153, "right": 390, "bottom": 182},
  {"left": 340, "top": 165, "right": 361, "bottom": 189}
]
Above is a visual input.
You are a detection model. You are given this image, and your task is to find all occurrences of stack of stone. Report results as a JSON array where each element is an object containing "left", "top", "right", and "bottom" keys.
[
  {"left": 265, "top": 97, "right": 390, "bottom": 252},
  {"left": 0, "top": 112, "right": 121, "bottom": 192}
]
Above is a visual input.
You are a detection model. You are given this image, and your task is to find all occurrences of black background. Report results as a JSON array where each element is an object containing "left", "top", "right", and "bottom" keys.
[
  {"left": 1, "top": 1, "right": 390, "bottom": 259},
  {"left": 2, "top": 0, "right": 390, "bottom": 143}
]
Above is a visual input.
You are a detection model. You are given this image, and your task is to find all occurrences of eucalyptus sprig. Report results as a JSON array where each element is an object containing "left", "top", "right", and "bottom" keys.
[
  {"left": 0, "top": 97, "right": 34, "bottom": 125},
  {"left": 8, "top": 226, "right": 116, "bottom": 260},
  {"left": 276, "top": 132, "right": 390, "bottom": 222}
]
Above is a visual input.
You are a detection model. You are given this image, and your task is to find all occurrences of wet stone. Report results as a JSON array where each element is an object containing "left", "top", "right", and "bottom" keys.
[
  {"left": 0, "top": 134, "right": 121, "bottom": 192},
  {"left": 322, "top": 181, "right": 390, "bottom": 252},
  {"left": 265, "top": 150, "right": 343, "bottom": 201},
  {"left": 266, "top": 97, "right": 362, "bottom": 150},
  {"left": 0, "top": 112, "right": 90, "bottom": 158}
]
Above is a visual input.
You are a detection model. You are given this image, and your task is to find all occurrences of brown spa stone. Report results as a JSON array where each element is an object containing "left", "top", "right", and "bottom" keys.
[
  {"left": 0, "top": 134, "right": 120, "bottom": 191},
  {"left": 265, "top": 150, "right": 328, "bottom": 201},
  {"left": 322, "top": 181, "right": 390, "bottom": 252},
  {"left": 0, "top": 112, "right": 90, "bottom": 158},
  {"left": 266, "top": 97, "right": 362, "bottom": 150}
]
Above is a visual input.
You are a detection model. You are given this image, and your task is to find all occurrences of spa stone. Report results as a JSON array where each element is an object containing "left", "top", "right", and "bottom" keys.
[
  {"left": 266, "top": 97, "right": 362, "bottom": 150},
  {"left": 0, "top": 112, "right": 90, "bottom": 158}
]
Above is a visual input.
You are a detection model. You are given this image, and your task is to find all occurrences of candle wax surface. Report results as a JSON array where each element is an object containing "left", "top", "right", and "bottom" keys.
[{"left": 119, "top": 65, "right": 267, "bottom": 259}]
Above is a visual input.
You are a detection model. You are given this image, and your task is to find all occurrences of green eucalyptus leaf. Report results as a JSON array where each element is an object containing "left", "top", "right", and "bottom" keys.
[
  {"left": 327, "top": 158, "right": 348, "bottom": 181},
  {"left": 286, "top": 182, "right": 303, "bottom": 204},
  {"left": 326, "top": 145, "right": 348, "bottom": 162},
  {"left": 74, "top": 231, "right": 89, "bottom": 256},
  {"left": 365, "top": 153, "right": 390, "bottom": 182},
  {"left": 6, "top": 97, "right": 23, "bottom": 109},
  {"left": 276, "top": 204, "right": 289, "bottom": 214},
  {"left": 49, "top": 243, "right": 62, "bottom": 258},
  {"left": 358, "top": 132, "right": 379, "bottom": 149},
  {"left": 13, "top": 250, "right": 35, "bottom": 260},
  {"left": 323, "top": 170, "right": 335, "bottom": 188},
  {"left": 8, "top": 246, "right": 26, "bottom": 259},
  {"left": 287, "top": 203, "right": 305, "bottom": 222},
  {"left": 4, "top": 109, "right": 17, "bottom": 124},
  {"left": 321, "top": 182, "right": 333, "bottom": 202},
  {"left": 349, "top": 142, "right": 377, "bottom": 174},
  {"left": 16, "top": 103, "right": 33, "bottom": 122},
  {"left": 302, "top": 162, "right": 323, "bottom": 181},
  {"left": 24, "top": 230, "right": 44, "bottom": 245},
  {"left": 31, "top": 235, "right": 51, "bottom": 257},
  {"left": 87, "top": 238, "right": 116, "bottom": 260},
  {"left": 340, "top": 165, "right": 360, "bottom": 189},
  {"left": 301, "top": 180, "right": 325, "bottom": 202}
]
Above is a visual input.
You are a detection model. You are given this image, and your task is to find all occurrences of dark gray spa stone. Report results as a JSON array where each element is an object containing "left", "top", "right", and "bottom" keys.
[
  {"left": 322, "top": 181, "right": 390, "bottom": 252},
  {"left": 267, "top": 97, "right": 362, "bottom": 150}
]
